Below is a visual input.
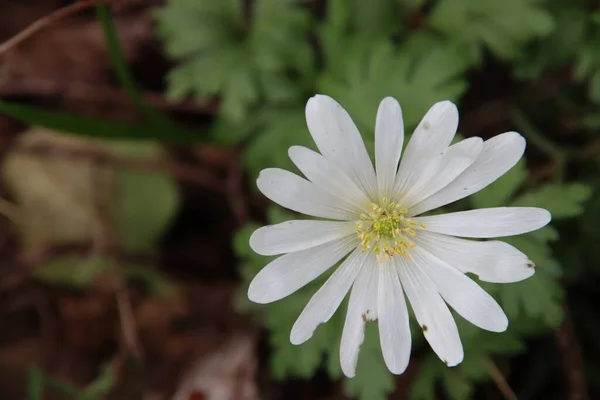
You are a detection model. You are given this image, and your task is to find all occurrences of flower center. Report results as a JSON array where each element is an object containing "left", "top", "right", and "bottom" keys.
[{"left": 355, "top": 198, "right": 424, "bottom": 263}]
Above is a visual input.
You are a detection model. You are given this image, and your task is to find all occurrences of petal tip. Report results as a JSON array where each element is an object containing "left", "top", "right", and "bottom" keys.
[
  {"left": 289, "top": 330, "right": 309, "bottom": 346},
  {"left": 487, "top": 313, "right": 509, "bottom": 333},
  {"left": 434, "top": 100, "right": 458, "bottom": 113},
  {"left": 541, "top": 209, "right": 552, "bottom": 225},
  {"left": 307, "top": 94, "right": 335, "bottom": 108},
  {"left": 247, "top": 279, "right": 271, "bottom": 304},
  {"left": 387, "top": 362, "right": 409, "bottom": 375},
  {"left": 380, "top": 96, "right": 401, "bottom": 107},
  {"left": 341, "top": 366, "right": 356, "bottom": 379},
  {"left": 248, "top": 228, "right": 266, "bottom": 255}
]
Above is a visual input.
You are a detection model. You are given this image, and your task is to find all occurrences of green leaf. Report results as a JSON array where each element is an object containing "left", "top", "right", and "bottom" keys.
[
  {"left": 0, "top": 101, "right": 202, "bottom": 144},
  {"left": 428, "top": 0, "right": 554, "bottom": 62},
  {"left": 575, "top": 16, "right": 600, "bottom": 103},
  {"left": 511, "top": 183, "right": 592, "bottom": 219},
  {"left": 471, "top": 159, "right": 527, "bottom": 208},
  {"left": 33, "top": 255, "right": 111, "bottom": 288},
  {"left": 155, "top": 0, "right": 313, "bottom": 121},
  {"left": 124, "top": 265, "right": 177, "bottom": 298},
  {"left": 504, "top": 227, "right": 562, "bottom": 277},
  {"left": 43, "top": 376, "right": 80, "bottom": 397},
  {"left": 111, "top": 143, "right": 180, "bottom": 253},
  {"left": 409, "top": 356, "right": 473, "bottom": 400},
  {"left": 27, "top": 367, "right": 45, "bottom": 400},
  {"left": 409, "top": 357, "right": 440, "bottom": 400},
  {"left": 319, "top": 35, "right": 471, "bottom": 134},
  {"left": 442, "top": 369, "right": 473, "bottom": 400},
  {"left": 80, "top": 363, "right": 115, "bottom": 399},
  {"left": 498, "top": 228, "right": 564, "bottom": 327},
  {"left": 343, "top": 324, "right": 395, "bottom": 400},
  {"left": 514, "top": 2, "right": 587, "bottom": 79},
  {"left": 114, "top": 169, "right": 179, "bottom": 252},
  {"left": 242, "top": 107, "right": 314, "bottom": 178},
  {"left": 498, "top": 273, "right": 564, "bottom": 328}
]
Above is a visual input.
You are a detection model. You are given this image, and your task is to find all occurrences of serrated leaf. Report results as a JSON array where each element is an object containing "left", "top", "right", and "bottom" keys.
[
  {"left": 429, "top": 0, "right": 554, "bottom": 62},
  {"left": 512, "top": 183, "right": 592, "bottom": 218},
  {"left": 318, "top": 35, "right": 471, "bottom": 134},
  {"left": 497, "top": 225, "right": 565, "bottom": 327},
  {"left": 498, "top": 274, "right": 564, "bottom": 328},
  {"left": 243, "top": 108, "right": 314, "bottom": 178},
  {"left": 156, "top": 0, "right": 312, "bottom": 121},
  {"left": 504, "top": 229, "right": 562, "bottom": 277},
  {"left": 514, "top": 3, "right": 587, "bottom": 79}
]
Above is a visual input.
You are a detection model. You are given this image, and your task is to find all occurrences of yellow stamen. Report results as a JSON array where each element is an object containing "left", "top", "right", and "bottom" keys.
[{"left": 355, "top": 199, "right": 425, "bottom": 263}]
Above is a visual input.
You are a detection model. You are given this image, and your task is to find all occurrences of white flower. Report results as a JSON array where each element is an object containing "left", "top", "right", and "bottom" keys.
[{"left": 247, "top": 95, "right": 551, "bottom": 378}]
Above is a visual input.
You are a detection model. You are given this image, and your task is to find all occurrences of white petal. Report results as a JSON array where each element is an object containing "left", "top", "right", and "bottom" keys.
[
  {"left": 247, "top": 236, "right": 357, "bottom": 304},
  {"left": 413, "top": 231, "right": 534, "bottom": 283},
  {"left": 378, "top": 260, "right": 411, "bottom": 374},
  {"left": 375, "top": 97, "right": 404, "bottom": 199},
  {"left": 396, "top": 257, "right": 463, "bottom": 366},
  {"left": 400, "top": 137, "right": 483, "bottom": 207},
  {"left": 413, "top": 207, "right": 551, "bottom": 238},
  {"left": 250, "top": 220, "right": 356, "bottom": 256},
  {"left": 288, "top": 146, "right": 371, "bottom": 211},
  {"left": 394, "top": 101, "right": 458, "bottom": 196},
  {"left": 410, "top": 132, "right": 525, "bottom": 216},
  {"left": 340, "top": 255, "right": 379, "bottom": 377},
  {"left": 305, "top": 95, "right": 377, "bottom": 198},
  {"left": 412, "top": 247, "right": 508, "bottom": 332},
  {"left": 257, "top": 168, "right": 356, "bottom": 220},
  {"left": 290, "top": 248, "right": 369, "bottom": 345}
]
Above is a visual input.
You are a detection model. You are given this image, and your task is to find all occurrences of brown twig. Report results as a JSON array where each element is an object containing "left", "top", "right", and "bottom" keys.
[
  {"left": 91, "top": 161, "right": 143, "bottom": 359},
  {"left": 13, "top": 143, "right": 225, "bottom": 194},
  {"left": 484, "top": 357, "right": 518, "bottom": 400},
  {"left": 0, "top": 0, "right": 120, "bottom": 57},
  {"left": 554, "top": 308, "right": 589, "bottom": 400}
]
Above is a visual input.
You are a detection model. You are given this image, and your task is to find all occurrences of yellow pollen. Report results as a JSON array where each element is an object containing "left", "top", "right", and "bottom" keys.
[{"left": 355, "top": 200, "right": 424, "bottom": 262}]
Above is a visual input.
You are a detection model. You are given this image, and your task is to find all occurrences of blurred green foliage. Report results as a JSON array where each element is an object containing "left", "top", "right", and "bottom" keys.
[
  {"left": 27, "top": 363, "right": 115, "bottom": 400},
  {"left": 153, "top": 0, "right": 600, "bottom": 398}
]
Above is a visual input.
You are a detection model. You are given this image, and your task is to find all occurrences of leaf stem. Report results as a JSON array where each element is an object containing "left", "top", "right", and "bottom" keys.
[
  {"left": 95, "top": 5, "right": 196, "bottom": 138},
  {"left": 485, "top": 357, "right": 518, "bottom": 400},
  {"left": 95, "top": 6, "right": 161, "bottom": 123},
  {"left": 510, "top": 109, "right": 563, "bottom": 158},
  {"left": 510, "top": 108, "right": 568, "bottom": 182}
]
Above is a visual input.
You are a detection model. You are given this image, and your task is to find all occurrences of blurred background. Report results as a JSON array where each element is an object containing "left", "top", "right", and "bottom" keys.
[{"left": 0, "top": 0, "right": 597, "bottom": 399}]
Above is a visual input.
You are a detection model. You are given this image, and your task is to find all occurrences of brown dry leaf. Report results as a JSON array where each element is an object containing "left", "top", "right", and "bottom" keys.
[
  {"left": 171, "top": 333, "right": 259, "bottom": 400},
  {"left": 0, "top": 14, "right": 151, "bottom": 89},
  {"left": 1, "top": 127, "right": 179, "bottom": 255},
  {"left": 1, "top": 127, "right": 111, "bottom": 252}
]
